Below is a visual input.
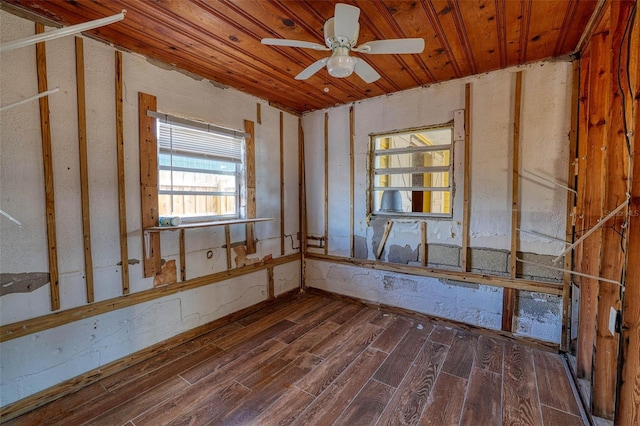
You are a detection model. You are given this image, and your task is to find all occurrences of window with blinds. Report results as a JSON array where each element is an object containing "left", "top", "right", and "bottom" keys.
[
  {"left": 370, "top": 124, "right": 454, "bottom": 217},
  {"left": 156, "top": 118, "right": 245, "bottom": 221}
]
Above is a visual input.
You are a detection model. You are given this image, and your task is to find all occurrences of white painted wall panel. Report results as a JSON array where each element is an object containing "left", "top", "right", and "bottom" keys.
[{"left": 0, "top": 10, "right": 300, "bottom": 407}]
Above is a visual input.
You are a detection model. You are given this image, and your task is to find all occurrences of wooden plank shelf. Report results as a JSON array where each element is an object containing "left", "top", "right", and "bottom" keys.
[{"left": 144, "top": 217, "right": 273, "bottom": 232}]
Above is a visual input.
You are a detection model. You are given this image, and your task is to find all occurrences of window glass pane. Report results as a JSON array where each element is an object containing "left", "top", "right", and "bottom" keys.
[
  {"left": 374, "top": 172, "right": 449, "bottom": 189},
  {"left": 159, "top": 194, "right": 236, "bottom": 217},
  {"left": 373, "top": 189, "right": 451, "bottom": 215},
  {"left": 372, "top": 125, "right": 453, "bottom": 217}
]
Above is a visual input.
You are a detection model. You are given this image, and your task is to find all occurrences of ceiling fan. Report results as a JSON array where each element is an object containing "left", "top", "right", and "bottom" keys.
[{"left": 261, "top": 3, "right": 425, "bottom": 83}]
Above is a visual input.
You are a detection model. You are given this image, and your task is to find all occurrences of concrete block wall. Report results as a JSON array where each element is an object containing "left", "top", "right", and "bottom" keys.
[{"left": 303, "top": 59, "right": 572, "bottom": 343}]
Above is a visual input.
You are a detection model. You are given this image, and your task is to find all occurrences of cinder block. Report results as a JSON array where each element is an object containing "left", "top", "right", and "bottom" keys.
[
  {"left": 469, "top": 248, "right": 509, "bottom": 275},
  {"left": 426, "top": 244, "right": 460, "bottom": 267},
  {"left": 515, "top": 252, "right": 564, "bottom": 282}
]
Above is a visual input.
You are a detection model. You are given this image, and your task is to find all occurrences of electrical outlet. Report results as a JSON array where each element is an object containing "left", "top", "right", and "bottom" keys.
[{"left": 608, "top": 307, "right": 617, "bottom": 336}]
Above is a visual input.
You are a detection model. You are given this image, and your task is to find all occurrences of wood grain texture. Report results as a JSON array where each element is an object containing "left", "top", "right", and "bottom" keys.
[
  {"left": 349, "top": 105, "right": 355, "bottom": 258},
  {"left": 373, "top": 324, "right": 433, "bottom": 387},
  {"left": 74, "top": 36, "right": 94, "bottom": 304},
  {"left": 540, "top": 405, "right": 584, "bottom": 426},
  {"left": 441, "top": 331, "right": 478, "bottom": 379},
  {"left": 3, "top": 1, "right": 597, "bottom": 113},
  {"left": 115, "top": 50, "right": 130, "bottom": 295},
  {"left": 370, "top": 316, "right": 413, "bottom": 353},
  {"left": 244, "top": 119, "right": 256, "bottom": 254},
  {"left": 138, "top": 92, "right": 160, "bottom": 278},
  {"left": 461, "top": 82, "right": 471, "bottom": 272},
  {"left": 334, "top": 379, "right": 395, "bottom": 426},
  {"left": 179, "top": 229, "right": 185, "bottom": 281},
  {"left": 459, "top": 368, "right": 502, "bottom": 426},
  {"left": 474, "top": 335, "right": 504, "bottom": 374},
  {"left": 280, "top": 111, "right": 285, "bottom": 256},
  {"left": 619, "top": 4, "right": 640, "bottom": 421},
  {"left": 502, "top": 341, "right": 543, "bottom": 426},
  {"left": 35, "top": 22, "right": 60, "bottom": 312},
  {"left": 533, "top": 349, "right": 580, "bottom": 415},
  {"left": 306, "top": 252, "right": 564, "bottom": 295},
  {"left": 6, "top": 293, "right": 583, "bottom": 426},
  {"left": 421, "top": 372, "right": 467, "bottom": 426},
  {"left": 324, "top": 112, "right": 329, "bottom": 255},
  {"left": 378, "top": 340, "right": 448, "bottom": 425}
]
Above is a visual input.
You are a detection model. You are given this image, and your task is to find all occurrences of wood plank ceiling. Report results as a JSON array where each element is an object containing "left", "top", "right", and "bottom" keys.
[{"left": 3, "top": 0, "right": 597, "bottom": 113}]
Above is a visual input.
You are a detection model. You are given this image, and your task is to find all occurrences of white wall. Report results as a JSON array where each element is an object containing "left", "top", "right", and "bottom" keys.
[
  {"left": 0, "top": 11, "right": 299, "bottom": 407},
  {"left": 302, "top": 60, "right": 572, "bottom": 343}
]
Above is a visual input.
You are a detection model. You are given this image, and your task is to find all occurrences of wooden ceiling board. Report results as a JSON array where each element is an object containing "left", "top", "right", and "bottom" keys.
[
  {"left": 458, "top": 0, "right": 503, "bottom": 73},
  {"left": 2, "top": 0, "right": 598, "bottom": 113}
]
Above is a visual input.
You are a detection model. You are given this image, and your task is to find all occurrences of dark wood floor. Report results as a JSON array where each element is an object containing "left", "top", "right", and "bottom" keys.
[{"left": 6, "top": 293, "right": 586, "bottom": 426}]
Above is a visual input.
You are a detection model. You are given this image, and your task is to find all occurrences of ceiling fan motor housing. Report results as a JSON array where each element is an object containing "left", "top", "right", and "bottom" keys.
[{"left": 324, "top": 17, "right": 359, "bottom": 49}]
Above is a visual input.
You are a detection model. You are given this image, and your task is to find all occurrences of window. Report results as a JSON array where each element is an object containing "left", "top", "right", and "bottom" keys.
[
  {"left": 371, "top": 124, "right": 453, "bottom": 217},
  {"left": 156, "top": 116, "right": 245, "bottom": 221}
]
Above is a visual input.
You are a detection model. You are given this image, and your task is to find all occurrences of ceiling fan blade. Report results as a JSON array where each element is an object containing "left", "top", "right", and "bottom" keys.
[
  {"left": 261, "top": 38, "right": 329, "bottom": 51},
  {"left": 295, "top": 58, "right": 329, "bottom": 80},
  {"left": 354, "top": 38, "right": 425, "bottom": 54},
  {"left": 354, "top": 59, "right": 380, "bottom": 83},
  {"left": 334, "top": 3, "right": 360, "bottom": 40}
]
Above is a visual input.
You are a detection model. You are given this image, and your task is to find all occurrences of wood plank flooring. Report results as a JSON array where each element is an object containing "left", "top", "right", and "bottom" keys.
[{"left": 5, "top": 293, "right": 586, "bottom": 426}]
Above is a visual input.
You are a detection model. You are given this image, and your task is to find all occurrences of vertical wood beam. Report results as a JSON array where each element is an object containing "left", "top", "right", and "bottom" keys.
[
  {"left": 461, "top": 83, "right": 471, "bottom": 272},
  {"left": 256, "top": 103, "right": 262, "bottom": 125},
  {"left": 280, "top": 112, "right": 285, "bottom": 256},
  {"left": 503, "top": 71, "right": 523, "bottom": 332},
  {"left": 324, "top": 112, "right": 329, "bottom": 255},
  {"left": 138, "top": 92, "right": 161, "bottom": 278},
  {"left": 225, "top": 225, "right": 232, "bottom": 270},
  {"left": 349, "top": 105, "right": 355, "bottom": 258},
  {"left": 267, "top": 266, "right": 275, "bottom": 300},
  {"left": 244, "top": 120, "right": 256, "bottom": 254},
  {"left": 578, "top": 29, "right": 610, "bottom": 383},
  {"left": 75, "top": 37, "right": 94, "bottom": 303},
  {"left": 561, "top": 61, "right": 580, "bottom": 352},
  {"left": 179, "top": 229, "right": 186, "bottom": 282},
  {"left": 35, "top": 23, "right": 60, "bottom": 311},
  {"left": 593, "top": 2, "right": 634, "bottom": 418},
  {"left": 115, "top": 51, "right": 129, "bottom": 295},
  {"left": 298, "top": 118, "right": 307, "bottom": 289},
  {"left": 421, "top": 222, "right": 427, "bottom": 267},
  {"left": 619, "top": 7, "right": 640, "bottom": 421}
]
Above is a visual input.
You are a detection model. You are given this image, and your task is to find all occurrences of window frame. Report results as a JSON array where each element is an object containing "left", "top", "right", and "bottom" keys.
[
  {"left": 368, "top": 122, "right": 455, "bottom": 219},
  {"left": 155, "top": 116, "right": 247, "bottom": 223}
]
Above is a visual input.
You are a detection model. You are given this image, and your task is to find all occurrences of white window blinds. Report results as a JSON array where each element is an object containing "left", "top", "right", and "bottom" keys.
[{"left": 150, "top": 111, "right": 245, "bottom": 163}]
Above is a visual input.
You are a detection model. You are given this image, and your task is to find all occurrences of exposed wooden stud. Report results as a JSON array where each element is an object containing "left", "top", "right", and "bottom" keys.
[
  {"left": 503, "top": 71, "right": 523, "bottom": 332},
  {"left": 619, "top": 7, "right": 640, "bottom": 420},
  {"left": 421, "top": 221, "right": 427, "bottom": 267},
  {"left": 280, "top": 111, "right": 285, "bottom": 256},
  {"left": 138, "top": 92, "right": 161, "bottom": 278},
  {"left": 256, "top": 102, "right": 261, "bottom": 125},
  {"left": 179, "top": 229, "right": 186, "bottom": 282},
  {"left": 560, "top": 60, "right": 580, "bottom": 352},
  {"left": 307, "top": 253, "right": 564, "bottom": 296},
  {"left": 244, "top": 120, "right": 256, "bottom": 254},
  {"left": 619, "top": 3, "right": 640, "bottom": 421},
  {"left": 510, "top": 71, "right": 523, "bottom": 279},
  {"left": 461, "top": 83, "right": 471, "bottom": 272},
  {"left": 0, "top": 253, "right": 301, "bottom": 343},
  {"left": 225, "top": 225, "right": 232, "bottom": 270},
  {"left": 115, "top": 50, "right": 129, "bottom": 295},
  {"left": 324, "top": 112, "right": 329, "bottom": 255},
  {"left": 35, "top": 23, "right": 60, "bottom": 312},
  {"left": 376, "top": 220, "right": 393, "bottom": 260},
  {"left": 75, "top": 37, "right": 94, "bottom": 304},
  {"left": 593, "top": 2, "right": 634, "bottom": 418},
  {"left": 298, "top": 118, "right": 307, "bottom": 289},
  {"left": 349, "top": 105, "right": 355, "bottom": 258},
  {"left": 267, "top": 266, "right": 275, "bottom": 300},
  {"left": 578, "top": 31, "right": 609, "bottom": 381}
]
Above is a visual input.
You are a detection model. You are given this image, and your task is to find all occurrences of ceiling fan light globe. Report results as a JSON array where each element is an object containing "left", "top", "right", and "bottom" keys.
[{"left": 327, "top": 55, "right": 355, "bottom": 78}]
